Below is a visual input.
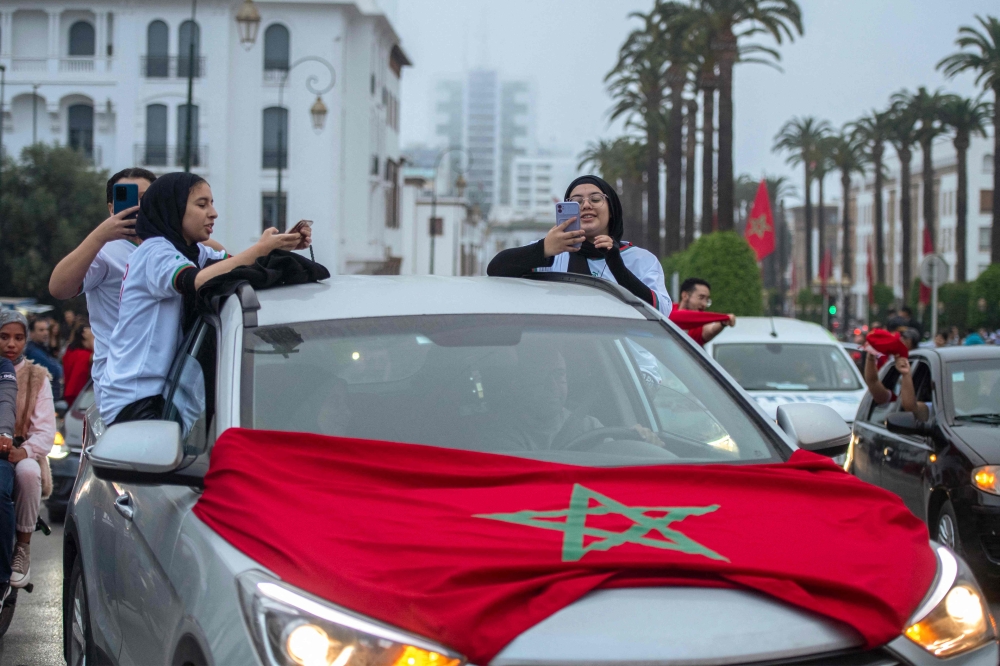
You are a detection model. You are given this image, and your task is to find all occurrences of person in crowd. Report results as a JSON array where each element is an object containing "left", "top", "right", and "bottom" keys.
[
  {"left": 23, "top": 318, "right": 62, "bottom": 400},
  {"left": 863, "top": 330, "right": 931, "bottom": 422},
  {"left": 63, "top": 309, "right": 77, "bottom": 332},
  {"left": 486, "top": 175, "right": 671, "bottom": 314},
  {"left": 674, "top": 278, "right": 736, "bottom": 344},
  {"left": 0, "top": 310, "right": 56, "bottom": 588},
  {"left": 933, "top": 332, "right": 947, "bottom": 348},
  {"left": 99, "top": 173, "right": 305, "bottom": 425},
  {"left": 887, "top": 306, "right": 922, "bottom": 337},
  {"left": 62, "top": 319, "right": 94, "bottom": 407},
  {"left": 47, "top": 318, "right": 64, "bottom": 359},
  {"left": 964, "top": 329, "right": 985, "bottom": 345},
  {"left": 948, "top": 326, "right": 962, "bottom": 346},
  {"left": 0, "top": 357, "right": 16, "bottom": 598},
  {"left": 49, "top": 168, "right": 236, "bottom": 411}
]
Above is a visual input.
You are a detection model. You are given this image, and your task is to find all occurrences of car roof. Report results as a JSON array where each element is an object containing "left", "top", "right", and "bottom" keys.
[
  {"left": 706, "top": 317, "right": 839, "bottom": 345},
  {"left": 253, "top": 276, "right": 648, "bottom": 326},
  {"left": 915, "top": 346, "right": 1000, "bottom": 362}
]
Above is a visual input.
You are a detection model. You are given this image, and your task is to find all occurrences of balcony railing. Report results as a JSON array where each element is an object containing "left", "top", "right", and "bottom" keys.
[
  {"left": 11, "top": 58, "right": 47, "bottom": 72},
  {"left": 133, "top": 144, "right": 209, "bottom": 169},
  {"left": 140, "top": 56, "right": 205, "bottom": 79},
  {"left": 60, "top": 57, "right": 95, "bottom": 72}
]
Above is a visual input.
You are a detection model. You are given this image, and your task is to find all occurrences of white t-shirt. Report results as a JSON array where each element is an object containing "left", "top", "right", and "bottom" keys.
[
  {"left": 82, "top": 239, "right": 225, "bottom": 409},
  {"left": 97, "top": 238, "right": 221, "bottom": 423}
]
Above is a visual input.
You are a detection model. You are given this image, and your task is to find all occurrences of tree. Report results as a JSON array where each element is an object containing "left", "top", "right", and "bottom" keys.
[
  {"left": 696, "top": 0, "right": 803, "bottom": 232},
  {"left": 969, "top": 263, "right": 1000, "bottom": 330},
  {"left": 773, "top": 116, "right": 830, "bottom": 285},
  {"left": 885, "top": 99, "right": 920, "bottom": 304},
  {"left": 938, "top": 95, "right": 992, "bottom": 282},
  {"left": 684, "top": 98, "right": 698, "bottom": 248},
  {"left": 0, "top": 144, "right": 108, "bottom": 305},
  {"left": 608, "top": 8, "right": 671, "bottom": 257},
  {"left": 938, "top": 15, "right": 1000, "bottom": 264},
  {"left": 849, "top": 109, "right": 892, "bottom": 284},
  {"left": 762, "top": 175, "right": 795, "bottom": 306},
  {"left": 899, "top": 87, "right": 950, "bottom": 251},
  {"left": 672, "top": 231, "right": 764, "bottom": 315},
  {"left": 814, "top": 134, "right": 836, "bottom": 293},
  {"left": 578, "top": 138, "right": 647, "bottom": 245},
  {"left": 829, "top": 130, "right": 866, "bottom": 329}
]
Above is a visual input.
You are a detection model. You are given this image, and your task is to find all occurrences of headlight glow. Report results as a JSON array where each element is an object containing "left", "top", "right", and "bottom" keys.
[
  {"left": 972, "top": 466, "right": 1000, "bottom": 495},
  {"left": 237, "top": 571, "right": 465, "bottom": 666},
  {"left": 47, "top": 443, "right": 69, "bottom": 460}
]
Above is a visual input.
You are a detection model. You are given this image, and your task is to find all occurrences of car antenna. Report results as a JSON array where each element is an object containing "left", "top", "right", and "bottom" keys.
[{"left": 769, "top": 315, "right": 778, "bottom": 338}]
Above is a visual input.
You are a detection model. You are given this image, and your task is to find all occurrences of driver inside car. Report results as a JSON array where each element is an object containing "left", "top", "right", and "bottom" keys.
[{"left": 485, "top": 346, "right": 603, "bottom": 452}]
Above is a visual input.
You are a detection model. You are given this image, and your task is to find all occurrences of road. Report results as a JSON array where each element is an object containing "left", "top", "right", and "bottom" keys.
[{"left": 2, "top": 507, "right": 1000, "bottom": 665}]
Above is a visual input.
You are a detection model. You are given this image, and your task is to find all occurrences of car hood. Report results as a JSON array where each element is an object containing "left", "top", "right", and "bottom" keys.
[
  {"left": 746, "top": 390, "right": 865, "bottom": 423},
  {"left": 491, "top": 587, "right": 863, "bottom": 665},
  {"left": 952, "top": 424, "right": 1000, "bottom": 463}
]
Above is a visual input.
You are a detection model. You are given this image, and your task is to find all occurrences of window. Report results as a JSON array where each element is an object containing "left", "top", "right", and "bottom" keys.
[
  {"left": 385, "top": 159, "right": 400, "bottom": 228},
  {"left": 262, "top": 193, "right": 288, "bottom": 232},
  {"left": 263, "top": 24, "right": 290, "bottom": 71},
  {"left": 262, "top": 107, "right": 288, "bottom": 169},
  {"left": 866, "top": 368, "right": 901, "bottom": 424},
  {"left": 980, "top": 227, "right": 992, "bottom": 253},
  {"left": 163, "top": 318, "right": 217, "bottom": 450},
  {"left": 981, "top": 190, "right": 994, "bottom": 215},
  {"left": 68, "top": 21, "right": 95, "bottom": 56},
  {"left": 985, "top": 154, "right": 994, "bottom": 174},
  {"left": 145, "top": 104, "right": 168, "bottom": 166},
  {"left": 178, "top": 20, "right": 201, "bottom": 78},
  {"left": 176, "top": 104, "right": 201, "bottom": 167},
  {"left": 714, "top": 343, "right": 862, "bottom": 391},
  {"left": 68, "top": 104, "right": 94, "bottom": 159},
  {"left": 146, "top": 20, "right": 169, "bottom": 77}
]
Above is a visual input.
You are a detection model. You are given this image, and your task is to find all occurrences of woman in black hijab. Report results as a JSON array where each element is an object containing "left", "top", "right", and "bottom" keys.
[{"left": 487, "top": 175, "right": 671, "bottom": 313}]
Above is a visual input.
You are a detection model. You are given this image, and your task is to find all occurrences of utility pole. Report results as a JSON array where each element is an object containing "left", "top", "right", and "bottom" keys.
[
  {"left": 183, "top": 0, "right": 198, "bottom": 172},
  {"left": 0, "top": 65, "right": 6, "bottom": 216},
  {"left": 32, "top": 84, "right": 40, "bottom": 144}
]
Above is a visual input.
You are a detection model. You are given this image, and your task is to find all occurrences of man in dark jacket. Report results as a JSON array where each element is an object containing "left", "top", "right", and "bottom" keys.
[{"left": 23, "top": 318, "right": 62, "bottom": 399}]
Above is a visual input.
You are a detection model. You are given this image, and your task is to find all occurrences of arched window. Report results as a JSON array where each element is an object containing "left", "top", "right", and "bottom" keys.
[
  {"left": 262, "top": 107, "right": 288, "bottom": 168},
  {"left": 985, "top": 154, "right": 995, "bottom": 175},
  {"left": 177, "top": 104, "right": 201, "bottom": 167},
  {"left": 263, "top": 24, "right": 290, "bottom": 71},
  {"left": 145, "top": 104, "right": 168, "bottom": 165},
  {"left": 68, "top": 104, "right": 94, "bottom": 158},
  {"left": 146, "top": 21, "right": 169, "bottom": 77},
  {"left": 178, "top": 20, "right": 201, "bottom": 78},
  {"left": 68, "top": 21, "right": 95, "bottom": 56}
]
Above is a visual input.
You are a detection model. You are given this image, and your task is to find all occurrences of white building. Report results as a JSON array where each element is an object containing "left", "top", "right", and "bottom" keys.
[
  {"left": 848, "top": 132, "right": 995, "bottom": 314},
  {"left": 509, "top": 154, "right": 582, "bottom": 221},
  {"left": 0, "top": 0, "right": 411, "bottom": 275},
  {"left": 398, "top": 175, "right": 484, "bottom": 276}
]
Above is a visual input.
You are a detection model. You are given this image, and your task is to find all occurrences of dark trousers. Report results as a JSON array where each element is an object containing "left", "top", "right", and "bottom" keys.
[
  {"left": 0, "top": 461, "right": 14, "bottom": 582},
  {"left": 111, "top": 395, "right": 166, "bottom": 426}
]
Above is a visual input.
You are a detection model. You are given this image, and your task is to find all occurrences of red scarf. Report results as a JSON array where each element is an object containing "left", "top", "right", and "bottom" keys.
[
  {"left": 865, "top": 328, "right": 909, "bottom": 369},
  {"left": 668, "top": 305, "right": 731, "bottom": 345},
  {"left": 194, "top": 429, "right": 935, "bottom": 665}
]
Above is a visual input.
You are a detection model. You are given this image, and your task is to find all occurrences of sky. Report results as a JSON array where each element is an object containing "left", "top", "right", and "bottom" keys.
[{"left": 395, "top": 0, "right": 996, "bottom": 206}]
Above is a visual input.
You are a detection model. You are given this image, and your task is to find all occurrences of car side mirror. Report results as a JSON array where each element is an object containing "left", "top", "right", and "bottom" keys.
[
  {"left": 88, "top": 421, "right": 184, "bottom": 484},
  {"left": 885, "top": 412, "right": 932, "bottom": 437},
  {"left": 776, "top": 403, "right": 851, "bottom": 457}
]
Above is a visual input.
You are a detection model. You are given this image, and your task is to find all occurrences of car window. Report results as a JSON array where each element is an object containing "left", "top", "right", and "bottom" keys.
[
  {"left": 713, "top": 343, "right": 862, "bottom": 391},
  {"left": 242, "top": 315, "right": 784, "bottom": 466},
  {"left": 163, "top": 319, "right": 217, "bottom": 454},
  {"left": 866, "top": 367, "right": 901, "bottom": 424},
  {"left": 945, "top": 359, "right": 1000, "bottom": 424}
]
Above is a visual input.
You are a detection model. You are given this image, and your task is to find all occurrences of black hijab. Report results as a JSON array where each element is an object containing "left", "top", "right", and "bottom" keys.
[{"left": 136, "top": 172, "right": 206, "bottom": 264}]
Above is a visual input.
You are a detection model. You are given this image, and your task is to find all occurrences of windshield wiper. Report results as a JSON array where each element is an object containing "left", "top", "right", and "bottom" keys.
[{"left": 955, "top": 413, "right": 1000, "bottom": 425}]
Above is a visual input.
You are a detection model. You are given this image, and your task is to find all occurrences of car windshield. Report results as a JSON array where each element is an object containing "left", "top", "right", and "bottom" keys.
[
  {"left": 713, "top": 343, "right": 862, "bottom": 391},
  {"left": 946, "top": 360, "right": 1000, "bottom": 424},
  {"left": 242, "top": 315, "right": 783, "bottom": 466}
]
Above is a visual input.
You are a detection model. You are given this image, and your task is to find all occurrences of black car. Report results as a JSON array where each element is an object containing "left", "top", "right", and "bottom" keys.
[{"left": 848, "top": 346, "right": 1000, "bottom": 580}]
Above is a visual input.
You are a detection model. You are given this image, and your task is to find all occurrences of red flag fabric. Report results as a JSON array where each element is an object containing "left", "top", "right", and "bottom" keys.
[
  {"left": 669, "top": 305, "right": 732, "bottom": 346},
  {"left": 194, "top": 428, "right": 936, "bottom": 665},
  {"left": 865, "top": 328, "right": 910, "bottom": 369},
  {"left": 744, "top": 180, "right": 776, "bottom": 261},
  {"left": 919, "top": 226, "right": 933, "bottom": 305}
]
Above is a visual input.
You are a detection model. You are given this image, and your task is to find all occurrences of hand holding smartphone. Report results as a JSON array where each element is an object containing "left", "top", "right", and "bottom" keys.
[
  {"left": 555, "top": 201, "right": 582, "bottom": 250},
  {"left": 289, "top": 219, "right": 313, "bottom": 236},
  {"left": 113, "top": 183, "right": 140, "bottom": 221}
]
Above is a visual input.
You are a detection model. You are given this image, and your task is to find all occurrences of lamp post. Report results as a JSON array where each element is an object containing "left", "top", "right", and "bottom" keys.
[
  {"left": 235, "top": 0, "right": 261, "bottom": 51},
  {"left": 0, "top": 64, "right": 5, "bottom": 210},
  {"left": 182, "top": 0, "right": 198, "bottom": 172},
  {"left": 429, "top": 147, "right": 472, "bottom": 275}
]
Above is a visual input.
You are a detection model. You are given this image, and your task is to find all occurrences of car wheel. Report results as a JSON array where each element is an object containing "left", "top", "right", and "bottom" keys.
[
  {"left": 67, "top": 555, "right": 96, "bottom": 666},
  {"left": 936, "top": 501, "right": 962, "bottom": 554}
]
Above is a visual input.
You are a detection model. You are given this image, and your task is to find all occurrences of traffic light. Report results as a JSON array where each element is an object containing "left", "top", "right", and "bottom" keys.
[{"left": 828, "top": 305, "right": 837, "bottom": 315}]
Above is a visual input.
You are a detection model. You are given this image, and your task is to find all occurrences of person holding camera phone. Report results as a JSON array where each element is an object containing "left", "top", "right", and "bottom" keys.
[{"left": 487, "top": 175, "right": 671, "bottom": 315}]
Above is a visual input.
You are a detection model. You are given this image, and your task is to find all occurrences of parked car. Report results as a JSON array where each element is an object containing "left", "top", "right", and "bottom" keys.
[
  {"left": 64, "top": 277, "right": 997, "bottom": 666},
  {"left": 704, "top": 317, "right": 867, "bottom": 424},
  {"left": 848, "top": 345, "right": 1000, "bottom": 582},
  {"left": 45, "top": 380, "right": 92, "bottom": 523},
  {"left": 841, "top": 342, "right": 866, "bottom": 373}
]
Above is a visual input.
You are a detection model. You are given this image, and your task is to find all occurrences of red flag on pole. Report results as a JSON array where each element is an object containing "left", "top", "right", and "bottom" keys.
[
  {"left": 919, "top": 226, "right": 933, "bottom": 305},
  {"left": 744, "top": 180, "right": 775, "bottom": 261}
]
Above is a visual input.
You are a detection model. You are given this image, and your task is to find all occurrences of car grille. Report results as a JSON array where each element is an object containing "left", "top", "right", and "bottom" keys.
[{"left": 981, "top": 533, "right": 1000, "bottom": 562}]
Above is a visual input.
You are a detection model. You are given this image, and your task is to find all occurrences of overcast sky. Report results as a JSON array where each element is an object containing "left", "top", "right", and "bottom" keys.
[{"left": 396, "top": 0, "right": 996, "bottom": 205}]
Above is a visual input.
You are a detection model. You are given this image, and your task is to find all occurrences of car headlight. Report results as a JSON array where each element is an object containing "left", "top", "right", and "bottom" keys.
[
  {"left": 904, "top": 544, "right": 996, "bottom": 657},
  {"left": 237, "top": 571, "right": 466, "bottom": 666},
  {"left": 48, "top": 432, "right": 69, "bottom": 459},
  {"left": 972, "top": 465, "right": 1000, "bottom": 495}
]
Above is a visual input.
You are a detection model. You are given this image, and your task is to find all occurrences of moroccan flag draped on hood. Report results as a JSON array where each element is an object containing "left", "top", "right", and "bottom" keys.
[
  {"left": 744, "top": 179, "right": 776, "bottom": 261},
  {"left": 194, "top": 429, "right": 936, "bottom": 665}
]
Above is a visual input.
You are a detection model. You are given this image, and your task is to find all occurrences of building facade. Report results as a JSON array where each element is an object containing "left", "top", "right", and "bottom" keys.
[
  {"left": 509, "top": 154, "right": 582, "bottom": 221},
  {"left": 0, "top": 0, "right": 410, "bottom": 275}
]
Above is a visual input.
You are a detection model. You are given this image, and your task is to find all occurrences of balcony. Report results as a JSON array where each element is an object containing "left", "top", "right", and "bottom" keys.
[
  {"left": 6, "top": 56, "right": 112, "bottom": 75},
  {"left": 59, "top": 57, "right": 95, "bottom": 72},
  {"left": 133, "top": 144, "right": 209, "bottom": 169},
  {"left": 140, "top": 56, "right": 205, "bottom": 79}
]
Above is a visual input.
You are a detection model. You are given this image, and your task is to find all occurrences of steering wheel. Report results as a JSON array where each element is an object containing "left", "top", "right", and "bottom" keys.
[{"left": 562, "top": 427, "right": 652, "bottom": 452}]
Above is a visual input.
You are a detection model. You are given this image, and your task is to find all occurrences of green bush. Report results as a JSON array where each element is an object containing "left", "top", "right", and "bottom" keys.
[
  {"left": 937, "top": 282, "right": 971, "bottom": 332},
  {"left": 969, "top": 264, "right": 1000, "bottom": 331},
  {"left": 664, "top": 232, "right": 763, "bottom": 316},
  {"left": 871, "top": 284, "right": 896, "bottom": 322},
  {"left": 796, "top": 288, "right": 823, "bottom": 324}
]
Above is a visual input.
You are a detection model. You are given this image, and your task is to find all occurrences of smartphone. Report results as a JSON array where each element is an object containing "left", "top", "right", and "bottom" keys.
[
  {"left": 289, "top": 219, "right": 313, "bottom": 235},
  {"left": 113, "top": 183, "right": 139, "bottom": 220},
  {"left": 555, "top": 201, "right": 582, "bottom": 249}
]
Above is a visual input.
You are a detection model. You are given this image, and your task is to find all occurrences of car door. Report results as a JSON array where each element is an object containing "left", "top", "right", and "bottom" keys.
[
  {"left": 878, "top": 357, "right": 936, "bottom": 522},
  {"left": 114, "top": 318, "right": 218, "bottom": 665},
  {"left": 850, "top": 365, "right": 902, "bottom": 488}
]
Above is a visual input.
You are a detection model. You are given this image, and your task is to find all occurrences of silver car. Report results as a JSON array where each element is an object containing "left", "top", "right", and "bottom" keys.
[{"left": 64, "top": 276, "right": 998, "bottom": 665}]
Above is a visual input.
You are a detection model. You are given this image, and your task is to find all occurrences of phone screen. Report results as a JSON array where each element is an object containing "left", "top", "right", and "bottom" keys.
[
  {"left": 555, "top": 201, "right": 582, "bottom": 250},
  {"left": 113, "top": 183, "right": 140, "bottom": 220}
]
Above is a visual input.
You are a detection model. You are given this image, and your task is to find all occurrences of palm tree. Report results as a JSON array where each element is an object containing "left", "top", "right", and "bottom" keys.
[
  {"left": 849, "top": 109, "right": 892, "bottom": 284},
  {"left": 697, "top": 0, "right": 803, "bottom": 232},
  {"left": 898, "top": 87, "right": 950, "bottom": 251},
  {"left": 763, "top": 175, "right": 796, "bottom": 306},
  {"left": 938, "top": 15, "right": 1000, "bottom": 263},
  {"left": 579, "top": 138, "right": 648, "bottom": 246},
  {"left": 607, "top": 8, "right": 671, "bottom": 256},
  {"left": 695, "top": 37, "right": 718, "bottom": 236},
  {"left": 773, "top": 116, "right": 830, "bottom": 285},
  {"left": 885, "top": 99, "right": 920, "bottom": 303},
  {"left": 829, "top": 131, "right": 866, "bottom": 327},
  {"left": 734, "top": 173, "right": 759, "bottom": 227},
  {"left": 814, "top": 135, "right": 836, "bottom": 292},
  {"left": 938, "top": 95, "right": 992, "bottom": 282},
  {"left": 684, "top": 98, "right": 698, "bottom": 248}
]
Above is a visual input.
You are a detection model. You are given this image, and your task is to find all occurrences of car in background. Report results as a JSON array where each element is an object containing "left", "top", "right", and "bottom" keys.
[
  {"left": 704, "top": 317, "right": 866, "bottom": 424},
  {"left": 45, "top": 380, "right": 92, "bottom": 523},
  {"left": 841, "top": 342, "right": 866, "bottom": 373},
  {"left": 848, "top": 346, "right": 1000, "bottom": 583}
]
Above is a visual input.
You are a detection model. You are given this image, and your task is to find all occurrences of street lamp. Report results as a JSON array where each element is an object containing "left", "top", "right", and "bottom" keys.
[
  {"left": 429, "top": 147, "right": 472, "bottom": 275},
  {"left": 235, "top": 0, "right": 262, "bottom": 51},
  {"left": 309, "top": 96, "right": 328, "bottom": 132}
]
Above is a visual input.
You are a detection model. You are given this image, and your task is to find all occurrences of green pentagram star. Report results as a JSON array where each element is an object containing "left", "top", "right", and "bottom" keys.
[{"left": 475, "top": 484, "right": 728, "bottom": 563}]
